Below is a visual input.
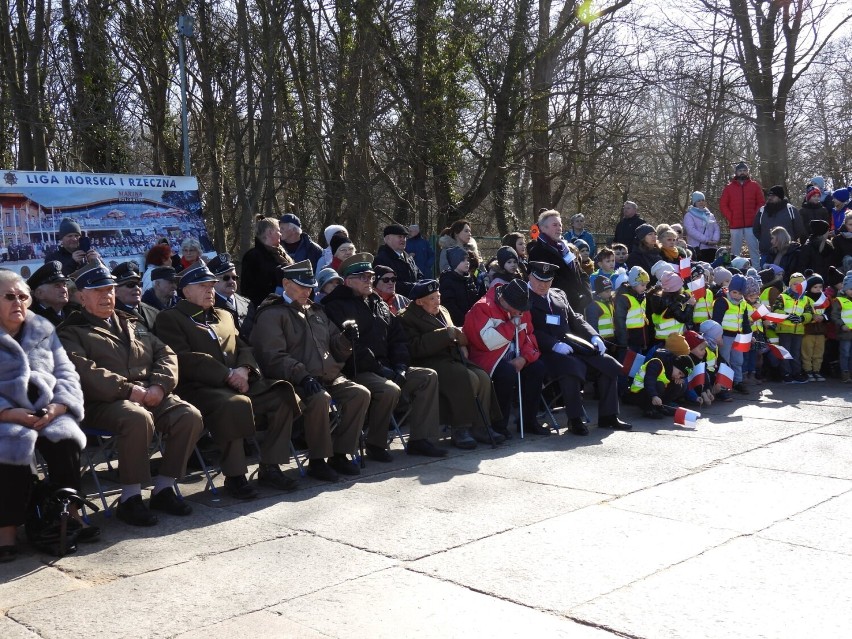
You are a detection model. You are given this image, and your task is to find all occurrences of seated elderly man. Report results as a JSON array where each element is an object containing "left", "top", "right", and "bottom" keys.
[
  {"left": 372, "top": 265, "right": 411, "bottom": 315},
  {"left": 251, "top": 260, "right": 369, "bottom": 482},
  {"left": 527, "top": 261, "right": 632, "bottom": 434},
  {"left": 206, "top": 252, "right": 253, "bottom": 338},
  {"left": 462, "top": 278, "right": 549, "bottom": 438},
  {"left": 26, "top": 261, "right": 73, "bottom": 325},
  {"left": 154, "top": 263, "right": 300, "bottom": 499},
  {"left": 58, "top": 263, "right": 203, "bottom": 526},
  {"left": 399, "top": 280, "right": 502, "bottom": 449},
  {"left": 142, "top": 266, "right": 179, "bottom": 310},
  {"left": 372, "top": 224, "right": 423, "bottom": 297},
  {"left": 111, "top": 262, "right": 159, "bottom": 330},
  {"left": 322, "top": 254, "right": 446, "bottom": 460}
]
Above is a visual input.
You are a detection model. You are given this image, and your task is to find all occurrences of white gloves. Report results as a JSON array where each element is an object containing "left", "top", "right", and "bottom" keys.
[
  {"left": 553, "top": 342, "right": 573, "bottom": 355},
  {"left": 591, "top": 335, "right": 606, "bottom": 355},
  {"left": 511, "top": 315, "right": 521, "bottom": 326}
]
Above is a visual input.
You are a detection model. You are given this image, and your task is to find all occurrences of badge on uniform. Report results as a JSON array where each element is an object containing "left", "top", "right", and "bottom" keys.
[{"left": 546, "top": 314, "right": 561, "bottom": 325}]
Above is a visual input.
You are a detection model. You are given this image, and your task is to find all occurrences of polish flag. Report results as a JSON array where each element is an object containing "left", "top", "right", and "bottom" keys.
[
  {"left": 767, "top": 343, "right": 794, "bottom": 360},
  {"left": 687, "top": 276, "right": 706, "bottom": 300},
  {"left": 687, "top": 361, "right": 706, "bottom": 390},
  {"left": 791, "top": 281, "right": 805, "bottom": 297},
  {"left": 715, "top": 363, "right": 734, "bottom": 390},
  {"left": 750, "top": 304, "right": 769, "bottom": 321},
  {"left": 732, "top": 333, "right": 752, "bottom": 352},
  {"left": 812, "top": 293, "right": 829, "bottom": 309},
  {"left": 621, "top": 350, "right": 645, "bottom": 377},
  {"left": 679, "top": 257, "right": 691, "bottom": 280},
  {"left": 674, "top": 407, "right": 701, "bottom": 429},
  {"left": 761, "top": 310, "right": 789, "bottom": 324}
]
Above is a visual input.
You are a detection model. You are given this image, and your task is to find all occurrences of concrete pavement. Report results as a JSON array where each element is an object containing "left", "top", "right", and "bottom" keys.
[{"left": 2, "top": 381, "right": 851, "bottom": 638}]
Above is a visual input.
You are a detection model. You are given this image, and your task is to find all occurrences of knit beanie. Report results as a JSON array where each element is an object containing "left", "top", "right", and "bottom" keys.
[
  {"left": 713, "top": 267, "right": 732, "bottom": 287},
  {"left": 833, "top": 187, "right": 850, "bottom": 204},
  {"left": 572, "top": 239, "right": 589, "bottom": 253},
  {"left": 634, "top": 224, "right": 656, "bottom": 242},
  {"left": 810, "top": 176, "right": 826, "bottom": 191},
  {"left": 843, "top": 271, "right": 852, "bottom": 292},
  {"left": 744, "top": 276, "right": 760, "bottom": 297},
  {"left": 673, "top": 355, "right": 694, "bottom": 375},
  {"left": 806, "top": 186, "right": 822, "bottom": 201},
  {"left": 59, "top": 218, "right": 82, "bottom": 239},
  {"left": 730, "top": 256, "right": 750, "bottom": 271},
  {"left": 809, "top": 219, "right": 830, "bottom": 237},
  {"left": 611, "top": 268, "right": 628, "bottom": 290},
  {"left": 665, "top": 333, "right": 690, "bottom": 356},
  {"left": 691, "top": 191, "right": 705, "bottom": 205},
  {"left": 788, "top": 272, "right": 805, "bottom": 288},
  {"left": 661, "top": 271, "right": 684, "bottom": 293},
  {"left": 728, "top": 274, "right": 747, "bottom": 294},
  {"left": 769, "top": 185, "right": 786, "bottom": 199},
  {"left": 496, "top": 246, "right": 518, "bottom": 269},
  {"left": 651, "top": 260, "right": 676, "bottom": 281},
  {"left": 324, "top": 224, "right": 348, "bottom": 246},
  {"left": 594, "top": 276, "right": 613, "bottom": 295},
  {"left": 683, "top": 330, "right": 705, "bottom": 351},
  {"left": 446, "top": 246, "right": 469, "bottom": 270},
  {"left": 330, "top": 234, "right": 353, "bottom": 256},
  {"left": 628, "top": 266, "right": 650, "bottom": 287},
  {"left": 700, "top": 320, "right": 723, "bottom": 349}
]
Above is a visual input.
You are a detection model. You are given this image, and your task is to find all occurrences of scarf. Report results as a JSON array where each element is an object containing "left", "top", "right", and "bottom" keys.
[
  {"left": 763, "top": 200, "right": 785, "bottom": 216},
  {"left": 661, "top": 246, "right": 680, "bottom": 261},
  {"left": 687, "top": 206, "right": 711, "bottom": 223}
]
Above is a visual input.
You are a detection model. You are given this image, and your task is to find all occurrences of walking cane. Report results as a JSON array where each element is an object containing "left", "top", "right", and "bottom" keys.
[
  {"left": 513, "top": 316, "right": 524, "bottom": 439},
  {"left": 343, "top": 320, "right": 366, "bottom": 469}
]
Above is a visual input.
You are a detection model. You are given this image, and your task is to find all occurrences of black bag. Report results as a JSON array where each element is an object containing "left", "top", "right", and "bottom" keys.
[{"left": 25, "top": 479, "right": 98, "bottom": 557}]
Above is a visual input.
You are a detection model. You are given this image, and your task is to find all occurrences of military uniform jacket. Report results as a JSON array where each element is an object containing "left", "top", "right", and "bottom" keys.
[
  {"left": 250, "top": 294, "right": 352, "bottom": 385},
  {"left": 31, "top": 302, "right": 74, "bottom": 327},
  {"left": 57, "top": 309, "right": 179, "bottom": 403},
  {"left": 214, "top": 291, "right": 252, "bottom": 330},
  {"left": 153, "top": 299, "right": 298, "bottom": 413},
  {"left": 116, "top": 300, "right": 160, "bottom": 331},
  {"left": 529, "top": 286, "right": 598, "bottom": 354}
]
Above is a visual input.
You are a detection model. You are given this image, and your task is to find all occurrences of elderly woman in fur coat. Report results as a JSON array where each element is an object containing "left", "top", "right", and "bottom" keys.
[{"left": 0, "top": 270, "right": 88, "bottom": 561}]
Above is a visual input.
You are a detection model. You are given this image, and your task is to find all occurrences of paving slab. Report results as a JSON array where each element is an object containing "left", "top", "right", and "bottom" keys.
[
  {"left": 572, "top": 536, "right": 852, "bottom": 639},
  {"left": 0, "top": 616, "right": 42, "bottom": 639},
  {"left": 815, "top": 422, "right": 852, "bottom": 437},
  {"left": 275, "top": 566, "right": 618, "bottom": 638},
  {"left": 0, "top": 560, "right": 86, "bottom": 612},
  {"left": 441, "top": 429, "right": 736, "bottom": 495},
  {"left": 174, "top": 609, "right": 334, "bottom": 639},
  {"left": 731, "top": 431, "right": 852, "bottom": 479},
  {"left": 7, "top": 534, "right": 394, "bottom": 639},
  {"left": 759, "top": 489, "right": 852, "bottom": 555},
  {"left": 610, "top": 463, "right": 851, "bottom": 533},
  {"left": 52, "top": 501, "right": 291, "bottom": 582},
  {"left": 410, "top": 505, "right": 735, "bottom": 614}
]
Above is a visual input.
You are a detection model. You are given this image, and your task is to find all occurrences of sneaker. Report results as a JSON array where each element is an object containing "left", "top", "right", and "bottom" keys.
[
  {"left": 149, "top": 487, "right": 192, "bottom": 516},
  {"left": 783, "top": 374, "right": 796, "bottom": 384},
  {"left": 813, "top": 373, "right": 826, "bottom": 382},
  {"left": 223, "top": 475, "right": 259, "bottom": 500},
  {"left": 328, "top": 454, "right": 360, "bottom": 476},
  {"left": 732, "top": 382, "right": 749, "bottom": 395},
  {"left": 842, "top": 372, "right": 851, "bottom": 383},
  {"left": 795, "top": 371, "right": 810, "bottom": 383},
  {"left": 257, "top": 464, "right": 299, "bottom": 492},
  {"left": 116, "top": 494, "right": 158, "bottom": 527},
  {"left": 716, "top": 390, "right": 733, "bottom": 402}
]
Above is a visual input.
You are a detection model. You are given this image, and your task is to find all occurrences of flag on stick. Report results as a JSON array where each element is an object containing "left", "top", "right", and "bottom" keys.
[
  {"left": 621, "top": 350, "right": 645, "bottom": 377},
  {"left": 732, "top": 333, "right": 752, "bottom": 352},
  {"left": 716, "top": 363, "right": 734, "bottom": 389},
  {"left": 674, "top": 407, "right": 701, "bottom": 429},
  {"left": 767, "top": 343, "right": 794, "bottom": 360},
  {"left": 679, "top": 257, "right": 691, "bottom": 280},
  {"left": 687, "top": 361, "right": 706, "bottom": 390},
  {"left": 688, "top": 276, "right": 706, "bottom": 300}
]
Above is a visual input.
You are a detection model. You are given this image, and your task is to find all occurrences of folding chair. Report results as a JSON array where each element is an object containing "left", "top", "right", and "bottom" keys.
[
  {"left": 290, "top": 401, "right": 342, "bottom": 476},
  {"left": 540, "top": 377, "right": 590, "bottom": 432}
]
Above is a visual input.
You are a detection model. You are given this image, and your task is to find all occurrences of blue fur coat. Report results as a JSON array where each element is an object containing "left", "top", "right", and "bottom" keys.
[{"left": 0, "top": 313, "right": 86, "bottom": 465}]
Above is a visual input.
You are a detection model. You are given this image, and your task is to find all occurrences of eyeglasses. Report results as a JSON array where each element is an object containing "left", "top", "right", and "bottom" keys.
[
  {"left": 3, "top": 293, "right": 29, "bottom": 302},
  {"left": 349, "top": 274, "right": 373, "bottom": 282},
  {"left": 378, "top": 277, "right": 397, "bottom": 283},
  {"left": 121, "top": 282, "right": 142, "bottom": 289},
  {"left": 221, "top": 275, "right": 240, "bottom": 282}
]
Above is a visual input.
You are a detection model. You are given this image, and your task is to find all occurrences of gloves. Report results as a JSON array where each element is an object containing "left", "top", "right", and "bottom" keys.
[
  {"left": 392, "top": 365, "right": 408, "bottom": 385},
  {"left": 591, "top": 335, "right": 606, "bottom": 355},
  {"left": 378, "top": 365, "right": 396, "bottom": 380},
  {"left": 553, "top": 342, "right": 573, "bottom": 355},
  {"left": 341, "top": 319, "right": 359, "bottom": 341},
  {"left": 786, "top": 314, "right": 802, "bottom": 324},
  {"left": 301, "top": 376, "right": 325, "bottom": 398}
]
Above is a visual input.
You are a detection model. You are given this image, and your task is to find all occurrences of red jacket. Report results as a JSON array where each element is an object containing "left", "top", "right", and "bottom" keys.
[
  {"left": 719, "top": 177, "right": 765, "bottom": 229},
  {"left": 462, "top": 286, "right": 541, "bottom": 375}
]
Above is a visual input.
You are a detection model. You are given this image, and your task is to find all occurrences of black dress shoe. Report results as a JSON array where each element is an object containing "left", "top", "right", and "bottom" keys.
[
  {"left": 599, "top": 415, "right": 633, "bottom": 431},
  {"left": 257, "top": 464, "right": 299, "bottom": 492},
  {"left": 520, "top": 421, "right": 552, "bottom": 436},
  {"left": 223, "top": 475, "right": 259, "bottom": 500},
  {"left": 366, "top": 444, "right": 394, "bottom": 463},
  {"left": 492, "top": 425, "right": 513, "bottom": 440},
  {"left": 451, "top": 428, "right": 477, "bottom": 450},
  {"left": 406, "top": 439, "right": 448, "bottom": 457},
  {"left": 150, "top": 487, "right": 193, "bottom": 516},
  {"left": 329, "top": 454, "right": 360, "bottom": 476},
  {"left": 471, "top": 426, "right": 505, "bottom": 444},
  {"left": 307, "top": 458, "right": 339, "bottom": 483},
  {"left": 116, "top": 495, "right": 159, "bottom": 527},
  {"left": 0, "top": 545, "right": 18, "bottom": 563},
  {"left": 569, "top": 418, "right": 589, "bottom": 436}
]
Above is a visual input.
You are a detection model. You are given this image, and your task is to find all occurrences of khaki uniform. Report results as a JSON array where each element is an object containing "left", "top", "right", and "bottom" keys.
[
  {"left": 250, "top": 295, "right": 367, "bottom": 458},
  {"left": 58, "top": 310, "right": 203, "bottom": 484},
  {"left": 154, "top": 300, "right": 300, "bottom": 476}
]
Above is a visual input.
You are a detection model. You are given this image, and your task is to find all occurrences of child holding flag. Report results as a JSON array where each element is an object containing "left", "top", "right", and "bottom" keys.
[
  {"left": 773, "top": 272, "right": 812, "bottom": 383},
  {"left": 683, "top": 330, "right": 714, "bottom": 406},
  {"left": 614, "top": 266, "right": 651, "bottom": 358},
  {"left": 688, "top": 264, "right": 714, "bottom": 328},
  {"left": 831, "top": 271, "right": 852, "bottom": 382},
  {"left": 629, "top": 336, "right": 694, "bottom": 419},
  {"left": 743, "top": 276, "right": 765, "bottom": 382},
  {"left": 700, "top": 320, "right": 734, "bottom": 401},
  {"left": 802, "top": 274, "right": 829, "bottom": 382},
  {"left": 712, "top": 273, "right": 751, "bottom": 394},
  {"left": 649, "top": 271, "right": 695, "bottom": 344}
]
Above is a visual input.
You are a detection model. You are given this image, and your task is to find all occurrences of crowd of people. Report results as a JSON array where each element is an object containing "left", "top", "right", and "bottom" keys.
[{"left": 1, "top": 163, "right": 851, "bottom": 561}]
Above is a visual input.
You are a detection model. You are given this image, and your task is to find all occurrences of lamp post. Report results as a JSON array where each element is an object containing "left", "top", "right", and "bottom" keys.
[{"left": 178, "top": 15, "right": 195, "bottom": 177}]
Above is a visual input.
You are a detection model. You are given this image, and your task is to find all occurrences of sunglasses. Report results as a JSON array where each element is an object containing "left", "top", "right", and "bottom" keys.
[
  {"left": 122, "top": 282, "right": 142, "bottom": 289},
  {"left": 378, "top": 277, "right": 397, "bottom": 283},
  {"left": 3, "top": 293, "right": 29, "bottom": 302},
  {"left": 221, "top": 275, "right": 239, "bottom": 282}
]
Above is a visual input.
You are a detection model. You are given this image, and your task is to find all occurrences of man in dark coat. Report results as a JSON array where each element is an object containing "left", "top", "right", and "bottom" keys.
[
  {"left": 45, "top": 218, "right": 101, "bottom": 275},
  {"left": 280, "top": 213, "right": 323, "bottom": 269},
  {"left": 438, "top": 246, "right": 480, "bottom": 326},
  {"left": 528, "top": 210, "right": 592, "bottom": 312},
  {"left": 111, "top": 261, "right": 159, "bottom": 330},
  {"left": 207, "top": 252, "right": 254, "bottom": 339},
  {"left": 154, "top": 264, "right": 301, "bottom": 499},
  {"left": 27, "top": 261, "right": 74, "bottom": 325},
  {"left": 141, "top": 266, "right": 179, "bottom": 310},
  {"left": 372, "top": 224, "right": 423, "bottom": 297},
  {"left": 612, "top": 201, "right": 646, "bottom": 252},
  {"left": 527, "top": 261, "right": 632, "bottom": 434},
  {"left": 322, "top": 253, "right": 446, "bottom": 460}
]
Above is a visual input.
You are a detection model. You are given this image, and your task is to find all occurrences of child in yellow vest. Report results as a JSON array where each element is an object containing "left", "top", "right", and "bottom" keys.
[
  {"left": 711, "top": 273, "right": 751, "bottom": 394},
  {"left": 772, "top": 272, "right": 812, "bottom": 383},
  {"left": 802, "top": 274, "right": 829, "bottom": 382},
  {"left": 585, "top": 276, "right": 615, "bottom": 346},
  {"left": 831, "top": 271, "right": 852, "bottom": 382}
]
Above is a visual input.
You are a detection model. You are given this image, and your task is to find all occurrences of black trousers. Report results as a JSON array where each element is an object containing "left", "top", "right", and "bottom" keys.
[
  {"left": 491, "top": 358, "right": 547, "bottom": 429},
  {"left": 0, "top": 438, "right": 81, "bottom": 528},
  {"left": 542, "top": 351, "right": 622, "bottom": 419}
]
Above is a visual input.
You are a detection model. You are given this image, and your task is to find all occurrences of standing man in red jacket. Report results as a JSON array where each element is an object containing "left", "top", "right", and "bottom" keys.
[{"left": 719, "top": 161, "right": 765, "bottom": 268}]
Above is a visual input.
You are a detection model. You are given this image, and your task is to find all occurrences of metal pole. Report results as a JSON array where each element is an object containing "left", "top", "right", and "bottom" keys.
[
  {"left": 514, "top": 321, "right": 524, "bottom": 439},
  {"left": 178, "top": 16, "right": 195, "bottom": 177}
]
